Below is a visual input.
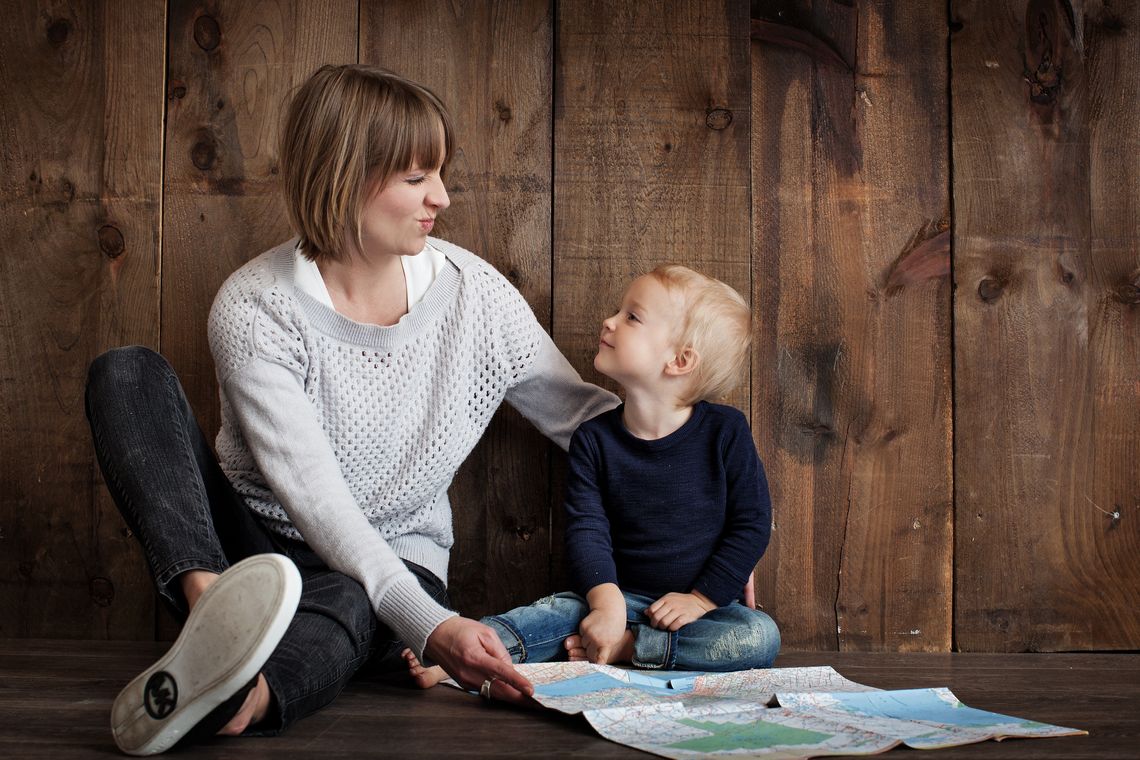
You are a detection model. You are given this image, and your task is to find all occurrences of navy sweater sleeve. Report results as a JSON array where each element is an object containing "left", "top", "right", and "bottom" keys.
[
  {"left": 691, "top": 410, "right": 772, "bottom": 606},
  {"left": 563, "top": 427, "right": 619, "bottom": 593}
]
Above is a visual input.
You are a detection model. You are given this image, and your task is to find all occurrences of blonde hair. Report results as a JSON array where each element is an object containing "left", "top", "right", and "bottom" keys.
[
  {"left": 279, "top": 64, "right": 454, "bottom": 261},
  {"left": 649, "top": 265, "right": 752, "bottom": 405}
]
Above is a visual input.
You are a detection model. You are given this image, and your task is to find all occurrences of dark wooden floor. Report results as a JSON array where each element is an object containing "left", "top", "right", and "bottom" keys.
[{"left": 1, "top": 640, "right": 1135, "bottom": 758}]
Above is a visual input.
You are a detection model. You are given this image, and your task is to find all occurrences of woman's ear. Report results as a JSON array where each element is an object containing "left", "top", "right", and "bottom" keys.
[{"left": 665, "top": 347, "right": 700, "bottom": 377}]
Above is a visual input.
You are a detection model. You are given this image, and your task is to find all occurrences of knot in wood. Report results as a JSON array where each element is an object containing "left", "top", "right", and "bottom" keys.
[
  {"left": 194, "top": 14, "right": 221, "bottom": 52},
  {"left": 494, "top": 100, "right": 512, "bottom": 122},
  {"left": 168, "top": 80, "right": 187, "bottom": 100},
  {"left": 705, "top": 108, "right": 733, "bottom": 130},
  {"left": 47, "top": 18, "right": 70, "bottom": 46},
  {"left": 977, "top": 276, "right": 1005, "bottom": 303},
  {"left": 97, "top": 225, "right": 125, "bottom": 259},
  {"left": 191, "top": 135, "right": 217, "bottom": 171},
  {"left": 515, "top": 526, "right": 534, "bottom": 541},
  {"left": 1112, "top": 274, "right": 1140, "bottom": 305},
  {"left": 89, "top": 577, "right": 115, "bottom": 607}
]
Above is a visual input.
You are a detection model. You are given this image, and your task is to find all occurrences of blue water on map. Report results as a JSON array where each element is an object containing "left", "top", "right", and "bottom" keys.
[
  {"left": 536, "top": 672, "right": 679, "bottom": 698},
  {"left": 826, "top": 689, "right": 1026, "bottom": 727}
]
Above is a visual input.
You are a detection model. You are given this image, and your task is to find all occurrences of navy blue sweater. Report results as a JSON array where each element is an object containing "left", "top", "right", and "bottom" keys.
[{"left": 564, "top": 401, "right": 772, "bottom": 607}]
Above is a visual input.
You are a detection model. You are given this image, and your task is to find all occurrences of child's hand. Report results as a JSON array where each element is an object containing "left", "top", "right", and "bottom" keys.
[
  {"left": 647, "top": 591, "right": 717, "bottom": 631},
  {"left": 579, "top": 608, "right": 627, "bottom": 664}
]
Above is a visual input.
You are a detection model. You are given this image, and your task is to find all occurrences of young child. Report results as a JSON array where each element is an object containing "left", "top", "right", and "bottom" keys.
[{"left": 406, "top": 265, "right": 778, "bottom": 686}]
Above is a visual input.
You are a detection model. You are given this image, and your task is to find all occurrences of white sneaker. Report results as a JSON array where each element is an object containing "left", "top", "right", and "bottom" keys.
[{"left": 110, "top": 553, "right": 302, "bottom": 755}]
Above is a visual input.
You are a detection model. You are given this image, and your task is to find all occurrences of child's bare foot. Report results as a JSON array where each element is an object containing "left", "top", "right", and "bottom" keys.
[
  {"left": 564, "top": 634, "right": 588, "bottom": 661},
  {"left": 401, "top": 648, "right": 449, "bottom": 689},
  {"left": 563, "top": 629, "right": 635, "bottom": 665}
]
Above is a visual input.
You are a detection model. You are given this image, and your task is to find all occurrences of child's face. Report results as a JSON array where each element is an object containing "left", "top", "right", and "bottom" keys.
[{"left": 594, "top": 275, "right": 685, "bottom": 388}]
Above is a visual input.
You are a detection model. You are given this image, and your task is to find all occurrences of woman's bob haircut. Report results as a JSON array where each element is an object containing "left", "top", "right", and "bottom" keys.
[{"left": 279, "top": 64, "right": 454, "bottom": 262}]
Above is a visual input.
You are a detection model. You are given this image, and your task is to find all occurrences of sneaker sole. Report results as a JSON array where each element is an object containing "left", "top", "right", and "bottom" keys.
[{"left": 110, "top": 553, "right": 301, "bottom": 755}]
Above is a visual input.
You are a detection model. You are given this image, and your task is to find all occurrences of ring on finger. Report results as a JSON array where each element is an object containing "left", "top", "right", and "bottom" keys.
[{"left": 480, "top": 676, "right": 499, "bottom": 700}]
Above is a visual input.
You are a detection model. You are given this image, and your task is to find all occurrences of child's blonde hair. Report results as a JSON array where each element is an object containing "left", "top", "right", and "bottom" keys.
[
  {"left": 649, "top": 265, "right": 752, "bottom": 405},
  {"left": 279, "top": 64, "right": 454, "bottom": 262}
]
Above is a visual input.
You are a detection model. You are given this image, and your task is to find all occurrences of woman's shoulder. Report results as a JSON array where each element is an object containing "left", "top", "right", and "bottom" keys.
[
  {"left": 208, "top": 239, "right": 300, "bottom": 357},
  {"left": 215, "top": 239, "right": 296, "bottom": 301}
]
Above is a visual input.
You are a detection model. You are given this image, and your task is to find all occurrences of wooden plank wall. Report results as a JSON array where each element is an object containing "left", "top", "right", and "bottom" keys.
[
  {"left": 0, "top": 2, "right": 166, "bottom": 637},
  {"left": 751, "top": 2, "right": 953, "bottom": 652},
  {"left": 0, "top": 0, "right": 1136, "bottom": 651},
  {"left": 952, "top": 0, "right": 1140, "bottom": 651}
]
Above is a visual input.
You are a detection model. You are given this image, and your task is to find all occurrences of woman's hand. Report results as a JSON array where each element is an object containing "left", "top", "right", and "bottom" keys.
[
  {"left": 423, "top": 617, "right": 534, "bottom": 704},
  {"left": 647, "top": 590, "right": 716, "bottom": 631}
]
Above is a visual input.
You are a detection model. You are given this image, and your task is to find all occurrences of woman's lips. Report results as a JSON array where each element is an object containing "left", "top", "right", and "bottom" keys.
[{"left": 418, "top": 219, "right": 434, "bottom": 233}]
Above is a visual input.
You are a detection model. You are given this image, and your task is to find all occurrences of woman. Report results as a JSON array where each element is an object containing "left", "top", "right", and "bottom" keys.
[{"left": 85, "top": 64, "right": 617, "bottom": 755}]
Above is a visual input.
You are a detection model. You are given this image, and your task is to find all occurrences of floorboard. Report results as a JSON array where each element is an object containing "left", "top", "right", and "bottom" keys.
[{"left": 1, "top": 641, "right": 1135, "bottom": 758}]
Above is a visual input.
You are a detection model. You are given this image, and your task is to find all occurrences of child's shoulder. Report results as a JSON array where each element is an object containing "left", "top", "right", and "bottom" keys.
[
  {"left": 569, "top": 405, "right": 623, "bottom": 448},
  {"left": 699, "top": 401, "right": 750, "bottom": 429}
]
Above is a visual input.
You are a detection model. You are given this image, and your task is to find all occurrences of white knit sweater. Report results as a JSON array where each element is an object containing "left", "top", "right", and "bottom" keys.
[{"left": 207, "top": 237, "right": 619, "bottom": 657}]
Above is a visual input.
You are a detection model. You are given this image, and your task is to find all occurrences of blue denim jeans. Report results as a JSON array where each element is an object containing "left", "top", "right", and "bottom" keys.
[
  {"left": 483, "top": 590, "right": 780, "bottom": 671},
  {"left": 85, "top": 346, "right": 450, "bottom": 734}
]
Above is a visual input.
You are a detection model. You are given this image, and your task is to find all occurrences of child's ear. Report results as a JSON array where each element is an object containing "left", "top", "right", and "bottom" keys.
[{"left": 665, "top": 347, "right": 700, "bottom": 377}]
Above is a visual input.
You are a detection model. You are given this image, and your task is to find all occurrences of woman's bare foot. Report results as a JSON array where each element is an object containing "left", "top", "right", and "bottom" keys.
[
  {"left": 181, "top": 569, "right": 221, "bottom": 611},
  {"left": 563, "top": 629, "right": 635, "bottom": 664},
  {"left": 217, "top": 673, "right": 271, "bottom": 735},
  {"left": 402, "top": 648, "right": 449, "bottom": 689}
]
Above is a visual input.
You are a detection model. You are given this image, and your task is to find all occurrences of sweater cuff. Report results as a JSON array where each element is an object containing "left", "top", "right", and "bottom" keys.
[
  {"left": 375, "top": 575, "right": 458, "bottom": 660},
  {"left": 693, "top": 575, "right": 737, "bottom": 608}
]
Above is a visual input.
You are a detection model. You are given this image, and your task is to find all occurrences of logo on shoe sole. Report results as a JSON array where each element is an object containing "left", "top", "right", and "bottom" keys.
[{"left": 144, "top": 672, "right": 178, "bottom": 719}]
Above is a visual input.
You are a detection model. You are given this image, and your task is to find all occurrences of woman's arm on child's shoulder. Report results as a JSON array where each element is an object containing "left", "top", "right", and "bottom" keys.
[{"left": 506, "top": 330, "right": 619, "bottom": 451}]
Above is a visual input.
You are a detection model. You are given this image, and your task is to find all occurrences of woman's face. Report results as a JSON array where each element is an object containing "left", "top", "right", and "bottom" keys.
[{"left": 356, "top": 161, "right": 450, "bottom": 259}]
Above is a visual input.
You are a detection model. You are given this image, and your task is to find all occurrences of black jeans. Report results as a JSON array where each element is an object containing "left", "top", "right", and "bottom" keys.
[{"left": 85, "top": 346, "right": 450, "bottom": 733}]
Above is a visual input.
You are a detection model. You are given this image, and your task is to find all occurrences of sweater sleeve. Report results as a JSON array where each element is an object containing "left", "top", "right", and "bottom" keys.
[
  {"left": 563, "top": 428, "right": 619, "bottom": 594},
  {"left": 691, "top": 413, "right": 773, "bottom": 606},
  {"left": 506, "top": 330, "right": 620, "bottom": 451}
]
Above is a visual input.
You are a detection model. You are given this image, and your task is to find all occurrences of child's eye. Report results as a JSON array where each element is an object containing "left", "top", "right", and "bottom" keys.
[
  {"left": 406, "top": 176, "right": 427, "bottom": 185},
  {"left": 626, "top": 312, "right": 640, "bottom": 323}
]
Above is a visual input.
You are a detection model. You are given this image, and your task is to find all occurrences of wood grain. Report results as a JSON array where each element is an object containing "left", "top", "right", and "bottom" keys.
[
  {"left": 951, "top": 0, "right": 1140, "bottom": 651},
  {"left": 0, "top": 1, "right": 165, "bottom": 638},
  {"left": 361, "top": 0, "right": 555, "bottom": 617},
  {"left": 751, "top": 2, "right": 953, "bottom": 651}
]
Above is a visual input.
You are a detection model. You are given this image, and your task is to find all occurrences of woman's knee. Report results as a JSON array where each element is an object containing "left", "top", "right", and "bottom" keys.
[{"left": 86, "top": 346, "right": 170, "bottom": 404}]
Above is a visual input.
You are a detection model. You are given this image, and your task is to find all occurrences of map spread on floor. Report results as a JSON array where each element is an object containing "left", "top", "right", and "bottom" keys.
[{"left": 499, "top": 663, "right": 1085, "bottom": 759}]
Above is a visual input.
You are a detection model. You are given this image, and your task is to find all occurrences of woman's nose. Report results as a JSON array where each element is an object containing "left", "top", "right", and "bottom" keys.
[{"left": 428, "top": 177, "right": 450, "bottom": 210}]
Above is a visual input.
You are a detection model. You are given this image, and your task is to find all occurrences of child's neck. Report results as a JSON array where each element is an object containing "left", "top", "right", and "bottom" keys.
[{"left": 620, "top": 389, "right": 694, "bottom": 440}]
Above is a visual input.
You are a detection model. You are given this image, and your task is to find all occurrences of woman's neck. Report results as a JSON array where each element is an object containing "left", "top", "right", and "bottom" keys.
[
  {"left": 620, "top": 388, "right": 693, "bottom": 440},
  {"left": 317, "top": 253, "right": 407, "bottom": 326}
]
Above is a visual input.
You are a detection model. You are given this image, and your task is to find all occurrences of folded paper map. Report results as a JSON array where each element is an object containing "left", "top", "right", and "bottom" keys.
[{"left": 504, "top": 663, "right": 1085, "bottom": 759}]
